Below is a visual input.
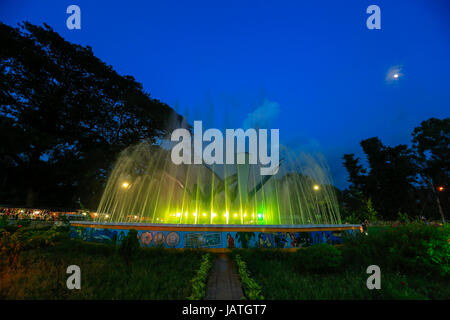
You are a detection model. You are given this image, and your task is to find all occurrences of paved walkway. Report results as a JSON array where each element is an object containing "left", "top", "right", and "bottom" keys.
[{"left": 205, "top": 253, "right": 244, "bottom": 300}]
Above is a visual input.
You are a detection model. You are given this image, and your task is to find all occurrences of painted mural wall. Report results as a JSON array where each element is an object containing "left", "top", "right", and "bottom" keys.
[{"left": 70, "top": 226, "right": 358, "bottom": 249}]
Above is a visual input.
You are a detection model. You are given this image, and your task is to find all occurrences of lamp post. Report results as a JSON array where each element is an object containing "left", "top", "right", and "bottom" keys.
[{"left": 313, "top": 184, "right": 320, "bottom": 222}]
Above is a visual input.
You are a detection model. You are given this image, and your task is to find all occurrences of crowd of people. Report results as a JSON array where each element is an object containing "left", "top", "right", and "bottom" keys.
[{"left": 0, "top": 207, "right": 77, "bottom": 221}]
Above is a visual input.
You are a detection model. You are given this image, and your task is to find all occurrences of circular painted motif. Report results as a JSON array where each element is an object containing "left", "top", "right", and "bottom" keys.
[
  {"left": 140, "top": 232, "right": 153, "bottom": 245},
  {"left": 154, "top": 232, "right": 165, "bottom": 245},
  {"left": 166, "top": 232, "right": 180, "bottom": 247}
]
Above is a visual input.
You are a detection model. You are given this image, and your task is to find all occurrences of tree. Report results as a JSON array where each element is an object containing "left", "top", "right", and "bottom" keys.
[
  {"left": 342, "top": 137, "right": 418, "bottom": 220},
  {"left": 412, "top": 118, "right": 449, "bottom": 222},
  {"left": 0, "top": 22, "right": 185, "bottom": 208}
]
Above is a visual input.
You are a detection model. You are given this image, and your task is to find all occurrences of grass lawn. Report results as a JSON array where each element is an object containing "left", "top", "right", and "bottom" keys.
[
  {"left": 232, "top": 248, "right": 450, "bottom": 300},
  {"left": 0, "top": 230, "right": 204, "bottom": 299},
  {"left": 1, "top": 223, "right": 448, "bottom": 300}
]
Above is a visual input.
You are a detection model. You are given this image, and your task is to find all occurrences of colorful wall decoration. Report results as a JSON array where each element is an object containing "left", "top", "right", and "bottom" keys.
[{"left": 69, "top": 224, "right": 360, "bottom": 249}]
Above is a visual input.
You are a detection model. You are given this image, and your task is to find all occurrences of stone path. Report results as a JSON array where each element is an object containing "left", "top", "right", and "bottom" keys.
[{"left": 205, "top": 253, "right": 244, "bottom": 300}]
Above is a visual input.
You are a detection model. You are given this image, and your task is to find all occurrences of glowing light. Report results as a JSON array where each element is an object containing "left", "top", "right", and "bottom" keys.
[
  {"left": 438, "top": 186, "right": 445, "bottom": 192},
  {"left": 184, "top": 212, "right": 188, "bottom": 218},
  {"left": 313, "top": 184, "right": 320, "bottom": 191},
  {"left": 134, "top": 215, "right": 137, "bottom": 219},
  {"left": 105, "top": 214, "right": 109, "bottom": 218},
  {"left": 121, "top": 181, "right": 130, "bottom": 189},
  {"left": 243, "top": 213, "right": 247, "bottom": 217},
  {"left": 234, "top": 213, "right": 238, "bottom": 218},
  {"left": 203, "top": 213, "right": 207, "bottom": 217},
  {"left": 176, "top": 212, "right": 181, "bottom": 217},
  {"left": 193, "top": 212, "right": 197, "bottom": 217},
  {"left": 393, "top": 73, "right": 399, "bottom": 79}
]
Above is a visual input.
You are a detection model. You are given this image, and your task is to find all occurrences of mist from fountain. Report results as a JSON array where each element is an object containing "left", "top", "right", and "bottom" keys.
[{"left": 95, "top": 142, "right": 341, "bottom": 225}]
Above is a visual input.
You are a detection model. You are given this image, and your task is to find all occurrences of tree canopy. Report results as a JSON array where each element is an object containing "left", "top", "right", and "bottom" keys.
[
  {"left": 0, "top": 22, "right": 184, "bottom": 208},
  {"left": 342, "top": 118, "right": 449, "bottom": 222}
]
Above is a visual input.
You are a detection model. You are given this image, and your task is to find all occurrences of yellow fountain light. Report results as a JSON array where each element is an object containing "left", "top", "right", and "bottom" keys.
[
  {"left": 176, "top": 212, "right": 181, "bottom": 217},
  {"left": 202, "top": 213, "right": 207, "bottom": 217},
  {"left": 134, "top": 215, "right": 137, "bottom": 219},
  {"left": 234, "top": 213, "right": 238, "bottom": 218},
  {"left": 313, "top": 184, "right": 320, "bottom": 191},
  {"left": 121, "top": 181, "right": 130, "bottom": 189},
  {"left": 105, "top": 214, "right": 109, "bottom": 218}
]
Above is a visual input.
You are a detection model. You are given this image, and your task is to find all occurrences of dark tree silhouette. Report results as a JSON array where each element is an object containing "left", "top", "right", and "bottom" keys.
[
  {"left": 0, "top": 22, "right": 184, "bottom": 208},
  {"left": 412, "top": 118, "right": 449, "bottom": 222},
  {"left": 342, "top": 118, "right": 449, "bottom": 222},
  {"left": 343, "top": 137, "right": 418, "bottom": 220}
]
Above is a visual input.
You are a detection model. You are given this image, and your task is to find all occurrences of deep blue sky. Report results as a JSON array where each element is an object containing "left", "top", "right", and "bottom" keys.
[{"left": 1, "top": 0, "right": 449, "bottom": 188}]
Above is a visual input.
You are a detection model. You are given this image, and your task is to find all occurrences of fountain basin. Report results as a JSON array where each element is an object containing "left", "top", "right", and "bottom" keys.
[{"left": 70, "top": 221, "right": 362, "bottom": 251}]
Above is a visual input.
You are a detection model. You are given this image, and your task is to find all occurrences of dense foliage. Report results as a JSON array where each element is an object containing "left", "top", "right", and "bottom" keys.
[
  {"left": 341, "top": 118, "right": 449, "bottom": 222},
  {"left": 234, "top": 253, "right": 264, "bottom": 300},
  {"left": 341, "top": 222, "right": 450, "bottom": 277},
  {"left": 233, "top": 223, "right": 449, "bottom": 299},
  {"left": 296, "top": 243, "right": 343, "bottom": 273},
  {"left": 188, "top": 253, "right": 213, "bottom": 300},
  {"left": 118, "top": 229, "right": 140, "bottom": 266},
  {"left": 0, "top": 226, "right": 203, "bottom": 299},
  {"left": 0, "top": 22, "right": 186, "bottom": 209}
]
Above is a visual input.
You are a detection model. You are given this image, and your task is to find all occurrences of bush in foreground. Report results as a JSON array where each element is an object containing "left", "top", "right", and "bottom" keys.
[
  {"left": 341, "top": 222, "right": 449, "bottom": 276},
  {"left": 296, "top": 243, "right": 343, "bottom": 273}
]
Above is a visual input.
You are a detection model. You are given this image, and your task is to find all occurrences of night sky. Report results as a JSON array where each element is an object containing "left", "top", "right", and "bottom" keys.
[{"left": 1, "top": 0, "right": 449, "bottom": 188}]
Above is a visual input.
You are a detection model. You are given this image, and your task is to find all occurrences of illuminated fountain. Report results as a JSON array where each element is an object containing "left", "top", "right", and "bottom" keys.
[{"left": 70, "top": 142, "right": 361, "bottom": 249}]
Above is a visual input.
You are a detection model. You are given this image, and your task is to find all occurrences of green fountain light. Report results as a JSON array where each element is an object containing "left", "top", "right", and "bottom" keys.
[{"left": 95, "top": 142, "right": 341, "bottom": 225}]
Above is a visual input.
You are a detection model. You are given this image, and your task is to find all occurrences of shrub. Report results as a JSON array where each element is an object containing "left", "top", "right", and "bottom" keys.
[
  {"left": 0, "top": 215, "right": 8, "bottom": 228},
  {"left": 188, "top": 253, "right": 213, "bottom": 300},
  {"left": 420, "top": 226, "right": 450, "bottom": 276},
  {"left": 341, "top": 222, "right": 449, "bottom": 276},
  {"left": 296, "top": 243, "right": 343, "bottom": 273},
  {"left": 0, "top": 229, "right": 21, "bottom": 267},
  {"left": 118, "top": 229, "right": 140, "bottom": 266},
  {"left": 234, "top": 254, "right": 264, "bottom": 300}
]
